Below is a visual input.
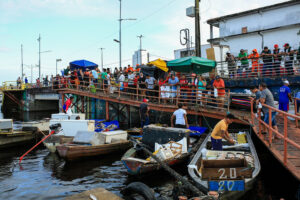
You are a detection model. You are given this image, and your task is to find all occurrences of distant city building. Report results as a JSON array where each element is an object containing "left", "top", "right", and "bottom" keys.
[
  {"left": 207, "top": 0, "right": 300, "bottom": 56},
  {"left": 132, "top": 50, "right": 149, "bottom": 67}
]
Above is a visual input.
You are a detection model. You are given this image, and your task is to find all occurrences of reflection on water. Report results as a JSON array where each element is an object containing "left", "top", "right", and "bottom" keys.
[{"left": 0, "top": 147, "right": 130, "bottom": 200}]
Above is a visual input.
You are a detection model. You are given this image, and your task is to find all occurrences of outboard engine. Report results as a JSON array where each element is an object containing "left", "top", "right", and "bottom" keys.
[{"left": 49, "top": 123, "right": 62, "bottom": 134}]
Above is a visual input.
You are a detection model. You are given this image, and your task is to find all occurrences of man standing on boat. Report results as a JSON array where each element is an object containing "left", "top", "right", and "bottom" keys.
[
  {"left": 140, "top": 99, "right": 150, "bottom": 128},
  {"left": 63, "top": 96, "right": 74, "bottom": 115},
  {"left": 171, "top": 103, "right": 189, "bottom": 128},
  {"left": 211, "top": 113, "right": 235, "bottom": 150}
]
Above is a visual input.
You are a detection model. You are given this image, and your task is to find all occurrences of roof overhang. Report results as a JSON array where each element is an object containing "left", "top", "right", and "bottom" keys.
[{"left": 207, "top": 0, "right": 300, "bottom": 27}]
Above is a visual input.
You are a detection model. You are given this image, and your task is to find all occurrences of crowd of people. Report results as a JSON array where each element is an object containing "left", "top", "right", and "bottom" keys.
[
  {"left": 225, "top": 43, "right": 300, "bottom": 77},
  {"left": 54, "top": 65, "right": 229, "bottom": 110}
]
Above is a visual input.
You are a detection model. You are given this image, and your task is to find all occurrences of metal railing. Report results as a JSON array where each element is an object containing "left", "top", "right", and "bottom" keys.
[
  {"left": 295, "top": 97, "right": 300, "bottom": 128},
  {"left": 216, "top": 56, "right": 300, "bottom": 79},
  {"left": 52, "top": 77, "right": 231, "bottom": 111},
  {"left": 250, "top": 99, "right": 300, "bottom": 166}
]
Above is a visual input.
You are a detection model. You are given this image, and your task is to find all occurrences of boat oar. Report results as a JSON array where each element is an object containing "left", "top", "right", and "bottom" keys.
[
  {"left": 19, "top": 130, "right": 55, "bottom": 164},
  {"left": 128, "top": 136, "right": 204, "bottom": 197}
]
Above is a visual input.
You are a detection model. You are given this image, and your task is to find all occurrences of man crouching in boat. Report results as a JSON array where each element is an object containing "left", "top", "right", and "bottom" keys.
[{"left": 211, "top": 113, "right": 235, "bottom": 150}]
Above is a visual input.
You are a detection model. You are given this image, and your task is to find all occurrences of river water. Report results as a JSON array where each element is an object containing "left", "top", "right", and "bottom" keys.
[{"left": 0, "top": 109, "right": 299, "bottom": 200}]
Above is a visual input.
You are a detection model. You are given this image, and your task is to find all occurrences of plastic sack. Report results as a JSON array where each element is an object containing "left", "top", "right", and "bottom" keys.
[{"left": 214, "top": 88, "right": 218, "bottom": 98}]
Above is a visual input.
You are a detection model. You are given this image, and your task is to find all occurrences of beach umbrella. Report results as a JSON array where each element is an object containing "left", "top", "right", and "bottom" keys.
[
  {"left": 167, "top": 56, "right": 216, "bottom": 74},
  {"left": 69, "top": 59, "right": 98, "bottom": 71}
]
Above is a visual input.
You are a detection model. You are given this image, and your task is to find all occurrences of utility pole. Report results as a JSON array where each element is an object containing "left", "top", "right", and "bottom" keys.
[
  {"left": 31, "top": 65, "right": 33, "bottom": 84},
  {"left": 37, "top": 34, "right": 41, "bottom": 80},
  {"left": 119, "top": 0, "right": 122, "bottom": 69},
  {"left": 116, "top": 0, "right": 136, "bottom": 69},
  {"left": 56, "top": 59, "right": 62, "bottom": 75},
  {"left": 195, "top": 0, "right": 201, "bottom": 57},
  {"left": 137, "top": 35, "right": 144, "bottom": 65},
  {"left": 99, "top": 48, "right": 105, "bottom": 71},
  {"left": 21, "top": 44, "right": 24, "bottom": 81}
]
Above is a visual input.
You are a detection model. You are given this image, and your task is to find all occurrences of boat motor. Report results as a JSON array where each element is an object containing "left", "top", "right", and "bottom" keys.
[{"left": 49, "top": 123, "right": 62, "bottom": 134}]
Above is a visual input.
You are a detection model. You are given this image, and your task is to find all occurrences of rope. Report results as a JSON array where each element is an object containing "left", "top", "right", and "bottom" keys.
[{"left": 129, "top": 136, "right": 204, "bottom": 197}]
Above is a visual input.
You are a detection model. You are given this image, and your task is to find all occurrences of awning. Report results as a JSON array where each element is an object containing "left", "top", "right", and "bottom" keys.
[
  {"left": 148, "top": 58, "right": 168, "bottom": 72},
  {"left": 69, "top": 60, "right": 98, "bottom": 71},
  {"left": 167, "top": 56, "right": 216, "bottom": 74}
]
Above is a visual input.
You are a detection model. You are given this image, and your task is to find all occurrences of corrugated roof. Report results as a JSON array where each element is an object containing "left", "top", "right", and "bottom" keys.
[{"left": 207, "top": 0, "right": 300, "bottom": 27}]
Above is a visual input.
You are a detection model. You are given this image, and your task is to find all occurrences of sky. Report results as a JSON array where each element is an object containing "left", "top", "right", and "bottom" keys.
[{"left": 0, "top": 0, "right": 288, "bottom": 83}]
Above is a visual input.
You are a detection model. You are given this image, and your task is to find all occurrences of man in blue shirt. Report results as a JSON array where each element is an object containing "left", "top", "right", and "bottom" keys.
[
  {"left": 168, "top": 74, "right": 179, "bottom": 98},
  {"left": 279, "top": 80, "right": 292, "bottom": 112}
]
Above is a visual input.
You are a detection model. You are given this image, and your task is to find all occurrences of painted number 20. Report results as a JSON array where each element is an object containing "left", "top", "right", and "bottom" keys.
[{"left": 218, "top": 168, "right": 237, "bottom": 179}]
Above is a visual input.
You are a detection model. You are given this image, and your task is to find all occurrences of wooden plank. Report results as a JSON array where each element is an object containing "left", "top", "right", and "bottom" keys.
[{"left": 65, "top": 187, "right": 123, "bottom": 200}]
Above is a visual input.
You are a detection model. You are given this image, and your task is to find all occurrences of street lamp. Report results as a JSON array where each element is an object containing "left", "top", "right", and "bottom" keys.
[
  {"left": 56, "top": 59, "right": 62, "bottom": 75},
  {"left": 37, "top": 34, "right": 52, "bottom": 80},
  {"left": 118, "top": 0, "right": 137, "bottom": 69}
]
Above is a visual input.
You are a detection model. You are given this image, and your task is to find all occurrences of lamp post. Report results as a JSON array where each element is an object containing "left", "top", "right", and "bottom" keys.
[
  {"left": 195, "top": 0, "right": 201, "bottom": 57},
  {"left": 56, "top": 59, "right": 62, "bottom": 75},
  {"left": 37, "top": 34, "right": 52, "bottom": 79},
  {"left": 117, "top": 0, "right": 136, "bottom": 69},
  {"left": 21, "top": 44, "right": 24, "bottom": 81}
]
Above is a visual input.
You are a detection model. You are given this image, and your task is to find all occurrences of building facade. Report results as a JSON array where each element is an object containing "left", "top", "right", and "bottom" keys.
[
  {"left": 132, "top": 50, "right": 149, "bottom": 67},
  {"left": 207, "top": 0, "right": 300, "bottom": 56}
]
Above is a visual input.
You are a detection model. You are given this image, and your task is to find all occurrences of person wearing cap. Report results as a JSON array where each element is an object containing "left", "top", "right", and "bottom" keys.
[
  {"left": 127, "top": 70, "right": 136, "bottom": 99},
  {"left": 279, "top": 80, "right": 292, "bottom": 112},
  {"left": 273, "top": 44, "right": 281, "bottom": 76},
  {"left": 238, "top": 49, "right": 249, "bottom": 70},
  {"left": 213, "top": 75, "right": 226, "bottom": 109},
  {"left": 225, "top": 51, "right": 236, "bottom": 77},
  {"left": 248, "top": 49, "right": 260, "bottom": 77},
  {"left": 282, "top": 43, "right": 294, "bottom": 75},
  {"left": 261, "top": 46, "right": 272, "bottom": 77},
  {"left": 211, "top": 113, "right": 235, "bottom": 150},
  {"left": 140, "top": 99, "right": 150, "bottom": 128},
  {"left": 63, "top": 96, "right": 74, "bottom": 115}
]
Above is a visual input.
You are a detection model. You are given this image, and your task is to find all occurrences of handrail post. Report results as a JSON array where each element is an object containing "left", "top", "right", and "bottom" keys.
[
  {"left": 136, "top": 84, "right": 139, "bottom": 101},
  {"left": 284, "top": 114, "right": 288, "bottom": 165},
  {"left": 158, "top": 85, "right": 161, "bottom": 104},
  {"left": 250, "top": 99, "right": 254, "bottom": 124},
  {"left": 118, "top": 83, "right": 121, "bottom": 98},
  {"left": 268, "top": 108, "right": 272, "bottom": 146},
  {"left": 295, "top": 98, "right": 299, "bottom": 128},
  {"left": 227, "top": 89, "right": 230, "bottom": 112}
]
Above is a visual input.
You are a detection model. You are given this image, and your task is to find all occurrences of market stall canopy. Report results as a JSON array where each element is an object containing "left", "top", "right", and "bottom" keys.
[
  {"left": 137, "top": 64, "right": 167, "bottom": 80},
  {"left": 148, "top": 59, "right": 168, "bottom": 72},
  {"left": 167, "top": 56, "right": 216, "bottom": 74},
  {"left": 70, "top": 60, "right": 98, "bottom": 71}
]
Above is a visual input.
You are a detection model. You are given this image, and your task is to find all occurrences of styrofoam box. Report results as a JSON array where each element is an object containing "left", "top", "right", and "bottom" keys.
[
  {"left": 73, "top": 131, "right": 95, "bottom": 144},
  {"left": 51, "top": 113, "right": 86, "bottom": 120},
  {"left": 0, "top": 119, "right": 13, "bottom": 130},
  {"left": 98, "top": 130, "right": 128, "bottom": 144},
  {"left": 50, "top": 119, "right": 95, "bottom": 137}
]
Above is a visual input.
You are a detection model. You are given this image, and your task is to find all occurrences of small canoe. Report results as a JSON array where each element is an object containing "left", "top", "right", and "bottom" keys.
[
  {"left": 57, "top": 140, "right": 132, "bottom": 161},
  {"left": 121, "top": 147, "right": 190, "bottom": 175},
  {"left": 188, "top": 130, "right": 261, "bottom": 199}
]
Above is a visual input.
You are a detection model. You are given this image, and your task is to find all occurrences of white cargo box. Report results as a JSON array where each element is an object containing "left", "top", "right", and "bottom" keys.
[
  {"left": 50, "top": 119, "right": 95, "bottom": 137},
  {"left": 98, "top": 130, "right": 127, "bottom": 144},
  {"left": 51, "top": 113, "right": 86, "bottom": 120},
  {"left": 73, "top": 131, "right": 95, "bottom": 144},
  {"left": 0, "top": 119, "right": 13, "bottom": 130}
]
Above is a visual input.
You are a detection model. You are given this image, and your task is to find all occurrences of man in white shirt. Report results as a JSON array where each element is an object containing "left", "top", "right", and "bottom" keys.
[
  {"left": 171, "top": 103, "right": 189, "bottom": 128},
  {"left": 118, "top": 72, "right": 125, "bottom": 91}
]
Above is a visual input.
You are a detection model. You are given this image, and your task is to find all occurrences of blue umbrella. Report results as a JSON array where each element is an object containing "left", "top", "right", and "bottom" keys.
[{"left": 69, "top": 59, "right": 98, "bottom": 71}]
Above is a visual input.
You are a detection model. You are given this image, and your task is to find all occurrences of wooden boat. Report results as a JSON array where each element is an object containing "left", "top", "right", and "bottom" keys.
[
  {"left": 121, "top": 147, "right": 191, "bottom": 175},
  {"left": 43, "top": 135, "right": 73, "bottom": 153},
  {"left": 57, "top": 140, "right": 132, "bottom": 161},
  {"left": 188, "top": 130, "right": 261, "bottom": 200}
]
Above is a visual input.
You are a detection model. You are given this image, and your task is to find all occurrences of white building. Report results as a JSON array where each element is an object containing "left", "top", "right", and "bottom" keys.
[
  {"left": 132, "top": 50, "right": 149, "bottom": 67},
  {"left": 207, "top": 0, "right": 300, "bottom": 56}
]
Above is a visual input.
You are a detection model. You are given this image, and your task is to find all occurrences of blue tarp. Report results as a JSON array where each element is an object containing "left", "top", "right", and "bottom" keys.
[
  {"left": 94, "top": 120, "right": 119, "bottom": 132},
  {"left": 70, "top": 59, "right": 98, "bottom": 71},
  {"left": 189, "top": 126, "right": 207, "bottom": 137}
]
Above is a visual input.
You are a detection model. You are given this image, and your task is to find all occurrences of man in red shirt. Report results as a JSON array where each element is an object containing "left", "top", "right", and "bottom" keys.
[
  {"left": 63, "top": 96, "right": 74, "bottom": 115},
  {"left": 179, "top": 75, "right": 189, "bottom": 102},
  {"left": 213, "top": 75, "right": 226, "bottom": 110}
]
